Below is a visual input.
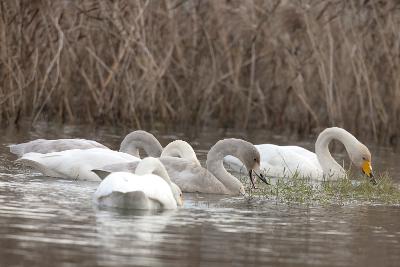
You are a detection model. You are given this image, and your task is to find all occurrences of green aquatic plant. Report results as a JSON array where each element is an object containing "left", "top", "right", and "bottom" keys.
[{"left": 240, "top": 172, "right": 400, "bottom": 205}]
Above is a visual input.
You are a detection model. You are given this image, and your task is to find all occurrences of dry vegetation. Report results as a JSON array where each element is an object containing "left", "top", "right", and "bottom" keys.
[{"left": 1, "top": 0, "right": 399, "bottom": 142}]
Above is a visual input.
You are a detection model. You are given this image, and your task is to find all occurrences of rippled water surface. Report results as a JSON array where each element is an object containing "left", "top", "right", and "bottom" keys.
[{"left": 0, "top": 124, "right": 399, "bottom": 266}]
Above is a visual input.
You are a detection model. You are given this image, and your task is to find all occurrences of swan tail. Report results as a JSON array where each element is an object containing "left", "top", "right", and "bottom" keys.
[
  {"left": 16, "top": 157, "right": 62, "bottom": 178},
  {"left": 9, "top": 144, "right": 27, "bottom": 157},
  {"left": 91, "top": 169, "right": 112, "bottom": 180}
]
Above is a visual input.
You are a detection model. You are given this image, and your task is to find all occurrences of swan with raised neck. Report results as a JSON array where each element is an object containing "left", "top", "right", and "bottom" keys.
[{"left": 315, "top": 127, "right": 374, "bottom": 180}]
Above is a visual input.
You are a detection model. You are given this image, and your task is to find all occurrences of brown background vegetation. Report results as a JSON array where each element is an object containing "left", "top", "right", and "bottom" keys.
[{"left": 1, "top": 0, "right": 399, "bottom": 142}]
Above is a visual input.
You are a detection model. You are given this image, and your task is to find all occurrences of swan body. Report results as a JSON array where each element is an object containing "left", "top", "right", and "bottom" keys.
[
  {"left": 9, "top": 130, "right": 163, "bottom": 158},
  {"left": 18, "top": 148, "right": 140, "bottom": 181},
  {"left": 225, "top": 144, "right": 323, "bottom": 178},
  {"left": 96, "top": 139, "right": 268, "bottom": 195},
  {"left": 94, "top": 157, "right": 183, "bottom": 210},
  {"left": 224, "top": 127, "right": 374, "bottom": 181}
]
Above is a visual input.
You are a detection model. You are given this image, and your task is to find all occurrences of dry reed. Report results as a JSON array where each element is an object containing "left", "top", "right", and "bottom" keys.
[{"left": 0, "top": 0, "right": 399, "bottom": 143}]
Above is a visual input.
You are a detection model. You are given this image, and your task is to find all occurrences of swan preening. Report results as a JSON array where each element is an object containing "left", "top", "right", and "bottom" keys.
[
  {"left": 224, "top": 127, "right": 375, "bottom": 183},
  {"left": 96, "top": 138, "right": 269, "bottom": 195},
  {"left": 94, "top": 157, "right": 183, "bottom": 210}
]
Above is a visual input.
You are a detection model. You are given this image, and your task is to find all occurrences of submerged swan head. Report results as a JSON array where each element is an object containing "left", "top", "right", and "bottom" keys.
[
  {"left": 136, "top": 157, "right": 183, "bottom": 206},
  {"left": 161, "top": 140, "right": 201, "bottom": 166}
]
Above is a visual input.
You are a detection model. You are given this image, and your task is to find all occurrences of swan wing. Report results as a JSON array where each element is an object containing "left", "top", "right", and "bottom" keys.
[
  {"left": 161, "top": 157, "right": 227, "bottom": 194},
  {"left": 224, "top": 144, "right": 322, "bottom": 178},
  {"left": 96, "top": 161, "right": 140, "bottom": 174},
  {"left": 257, "top": 145, "right": 322, "bottom": 178},
  {"left": 18, "top": 148, "right": 140, "bottom": 181},
  {"left": 9, "top": 139, "right": 108, "bottom": 157}
]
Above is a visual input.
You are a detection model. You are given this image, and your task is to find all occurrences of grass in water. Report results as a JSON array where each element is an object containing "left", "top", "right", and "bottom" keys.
[{"left": 240, "top": 172, "right": 400, "bottom": 205}]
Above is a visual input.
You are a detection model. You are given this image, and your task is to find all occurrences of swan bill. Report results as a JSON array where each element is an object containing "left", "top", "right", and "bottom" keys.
[
  {"left": 248, "top": 170, "right": 269, "bottom": 188},
  {"left": 361, "top": 160, "right": 373, "bottom": 177},
  {"left": 361, "top": 160, "right": 376, "bottom": 184}
]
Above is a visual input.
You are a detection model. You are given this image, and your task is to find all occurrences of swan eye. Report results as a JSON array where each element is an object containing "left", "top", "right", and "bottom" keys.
[{"left": 362, "top": 157, "right": 366, "bottom": 160}]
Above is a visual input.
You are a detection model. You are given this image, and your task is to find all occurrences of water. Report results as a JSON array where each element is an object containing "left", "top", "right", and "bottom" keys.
[{"left": 0, "top": 124, "right": 399, "bottom": 267}]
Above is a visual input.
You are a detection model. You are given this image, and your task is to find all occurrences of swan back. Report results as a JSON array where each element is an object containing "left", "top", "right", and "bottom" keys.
[
  {"left": 119, "top": 130, "right": 163, "bottom": 158},
  {"left": 94, "top": 172, "right": 178, "bottom": 209},
  {"left": 9, "top": 139, "right": 108, "bottom": 157},
  {"left": 161, "top": 140, "right": 201, "bottom": 166},
  {"left": 135, "top": 157, "right": 183, "bottom": 206}
]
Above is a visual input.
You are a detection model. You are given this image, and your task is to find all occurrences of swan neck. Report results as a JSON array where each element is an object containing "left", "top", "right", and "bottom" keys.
[
  {"left": 161, "top": 140, "right": 200, "bottom": 166},
  {"left": 315, "top": 128, "right": 355, "bottom": 177},
  {"left": 206, "top": 141, "right": 242, "bottom": 194},
  {"left": 119, "top": 141, "right": 140, "bottom": 157},
  {"left": 119, "top": 132, "right": 163, "bottom": 157},
  {"left": 153, "top": 165, "right": 172, "bottom": 186},
  {"left": 136, "top": 159, "right": 172, "bottom": 186}
]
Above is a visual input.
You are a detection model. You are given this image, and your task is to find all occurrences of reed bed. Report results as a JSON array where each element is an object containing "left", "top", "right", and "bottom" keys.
[{"left": 1, "top": 0, "right": 399, "bottom": 142}]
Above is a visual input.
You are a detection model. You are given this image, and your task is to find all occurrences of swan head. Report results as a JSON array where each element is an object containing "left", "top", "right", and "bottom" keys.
[
  {"left": 348, "top": 143, "right": 375, "bottom": 183},
  {"left": 238, "top": 143, "right": 269, "bottom": 187},
  {"left": 136, "top": 157, "right": 184, "bottom": 205}
]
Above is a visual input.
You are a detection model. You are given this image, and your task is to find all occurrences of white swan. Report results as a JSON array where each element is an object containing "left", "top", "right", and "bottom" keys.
[
  {"left": 9, "top": 130, "right": 163, "bottom": 158},
  {"left": 93, "top": 157, "right": 183, "bottom": 210},
  {"left": 95, "top": 139, "right": 269, "bottom": 195},
  {"left": 17, "top": 148, "right": 140, "bottom": 181},
  {"left": 224, "top": 127, "right": 374, "bottom": 181}
]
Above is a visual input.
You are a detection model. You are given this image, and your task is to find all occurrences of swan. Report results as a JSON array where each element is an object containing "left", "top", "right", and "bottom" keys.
[
  {"left": 94, "top": 138, "right": 269, "bottom": 195},
  {"left": 17, "top": 148, "right": 140, "bottom": 181},
  {"left": 9, "top": 130, "right": 163, "bottom": 158},
  {"left": 160, "top": 140, "right": 201, "bottom": 166},
  {"left": 224, "top": 127, "right": 374, "bottom": 182},
  {"left": 93, "top": 157, "right": 183, "bottom": 210}
]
